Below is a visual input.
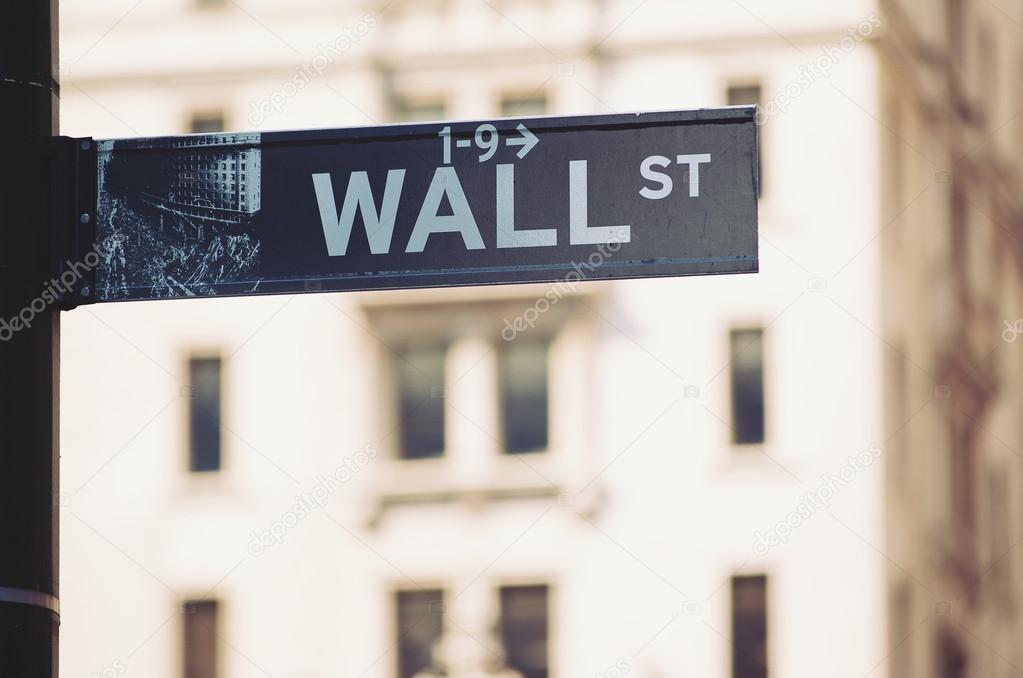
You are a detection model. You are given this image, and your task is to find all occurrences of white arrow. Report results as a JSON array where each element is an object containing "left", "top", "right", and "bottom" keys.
[{"left": 505, "top": 123, "right": 539, "bottom": 159}]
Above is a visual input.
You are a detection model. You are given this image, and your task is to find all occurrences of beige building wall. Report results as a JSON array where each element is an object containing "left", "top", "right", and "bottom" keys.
[
  {"left": 59, "top": 1, "right": 890, "bottom": 677},
  {"left": 880, "top": 0, "right": 1023, "bottom": 676}
]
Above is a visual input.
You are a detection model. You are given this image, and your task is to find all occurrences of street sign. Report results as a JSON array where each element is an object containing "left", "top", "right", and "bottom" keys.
[{"left": 71, "top": 106, "right": 758, "bottom": 304}]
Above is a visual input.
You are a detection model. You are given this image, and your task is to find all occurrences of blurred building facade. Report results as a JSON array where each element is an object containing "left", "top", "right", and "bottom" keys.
[
  {"left": 58, "top": 1, "right": 890, "bottom": 677},
  {"left": 880, "top": 0, "right": 1023, "bottom": 676}
]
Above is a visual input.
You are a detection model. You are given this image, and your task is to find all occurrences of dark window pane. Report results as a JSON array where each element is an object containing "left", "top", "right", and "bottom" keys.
[
  {"left": 392, "top": 99, "right": 446, "bottom": 123},
  {"left": 190, "top": 112, "right": 225, "bottom": 134},
  {"left": 950, "top": 409, "right": 977, "bottom": 559},
  {"left": 727, "top": 84, "right": 762, "bottom": 195},
  {"left": 731, "top": 575, "right": 767, "bottom": 678},
  {"left": 950, "top": 177, "right": 967, "bottom": 281},
  {"left": 727, "top": 84, "right": 761, "bottom": 107},
  {"left": 396, "top": 590, "right": 444, "bottom": 678},
  {"left": 183, "top": 600, "right": 218, "bottom": 678},
  {"left": 397, "top": 346, "right": 446, "bottom": 459},
  {"left": 889, "top": 584, "right": 912, "bottom": 677},
  {"left": 500, "top": 94, "right": 548, "bottom": 117},
  {"left": 500, "top": 585, "right": 549, "bottom": 678},
  {"left": 937, "top": 628, "right": 967, "bottom": 678},
  {"left": 947, "top": 0, "right": 964, "bottom": 65},
  {"left": 189, "top": 357, "right": 222, "bottom": 472},
  {"left": 730, "top": 328, "right": 765, "bottom": 445},
  {"left": 987, "top": 468, "right": 1010, "bottom": 600},
  {"left": 499, "top": 341, "right": 549, "bottom": 454}
]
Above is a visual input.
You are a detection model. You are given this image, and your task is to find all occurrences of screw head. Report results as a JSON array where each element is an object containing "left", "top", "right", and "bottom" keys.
[
  {"left": 79, "top": 213, "right": 91, "bottom": 224},
  {"left": 80, "top": 140, "right": 91, "bottom": 151},
  {"left": 80, "top": 286, "right": 91, "bottom": 297}
]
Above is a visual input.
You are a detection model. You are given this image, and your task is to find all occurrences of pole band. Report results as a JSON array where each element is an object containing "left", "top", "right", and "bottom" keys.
[{"left": 0, "top": 586, "right": 60, "bottom": 614}]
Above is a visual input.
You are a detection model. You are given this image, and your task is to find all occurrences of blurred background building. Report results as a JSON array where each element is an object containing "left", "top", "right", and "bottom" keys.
[
  {"left": 880, "top": 1, "right": 1023, "bottom": 676},
  {"left": 53, "top": 0, "right": 1022, "bottom": 677}
]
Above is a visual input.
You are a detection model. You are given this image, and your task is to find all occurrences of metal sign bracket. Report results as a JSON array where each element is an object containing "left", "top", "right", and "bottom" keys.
[{"left": 52, "top": 136, "right": 96, "bottom": 311}]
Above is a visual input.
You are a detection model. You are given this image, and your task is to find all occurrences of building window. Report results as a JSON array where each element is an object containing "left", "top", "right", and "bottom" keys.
[
  {"left": 891, "top": 346, "right": 910, "bottom": 486},
  {"left": 499, "top": 585, "right": 549, "bottom": 678},
  {"left": 392, "top": 98, "right": 446, "bottom": 123},
  {"left": 729, "top": 328, "right": 765, "bottom": 445},
  {"left": 950, "top": 176, "right": 968, "bottom": 284},
  {"left": 731, "top": 575, "right": 768, "bottom": 678},
  {"left": 947, "top": 0, "right": 965, "bottom": 66},
  {"left": 397, "top": 345, "right": 446, "bottom": 459},
  {"left": 949, "top": 408, "right": 978, "bottom": 560},
  {"left": 889, "top": 583, "right": 912, "bottom": 677},
  {"left": 190, "top": 111, "right": 226, "bottom": 134},
  {"left": 727, "top": 83, "right": 761, "bottom": 108},
  {"left": 196, "top": 0, "right": 227, "bottom": 10},
  {"left": 183, "top": 600, "right": 218, "bottom": 678},
  {"left": 396, "top": 590, "right": 445, "bottom": 678},
  {"left": 987, "top": 467, "right": 1011, "bottom": 603},
  {"left": 727, "top": 83, "right": 762, "bottom": 194},
  {"left": 188, "top": 356, "right": 222, "bottom": 472},
  {"left": 500, "top": 94, "right": 548, "bottom": 117},
  {"left": 937, "top": 629, "right": 968, "bottom": 678},
  {"left": 499, "top": 340, "right": 549, "bottom": 454}
]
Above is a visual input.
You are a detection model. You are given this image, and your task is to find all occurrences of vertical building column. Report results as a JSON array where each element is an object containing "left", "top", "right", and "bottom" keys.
[
  {"left": 445, "top": 335, "right": 499, "bottom": 483},
  {"left": 442, "top": 578, "right": 498, "bottom": 671}
]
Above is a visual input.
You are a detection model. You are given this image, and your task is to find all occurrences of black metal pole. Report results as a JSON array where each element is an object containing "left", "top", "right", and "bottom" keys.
[{"left": 0, "top": 0, "right": 61, "bottom": 675}]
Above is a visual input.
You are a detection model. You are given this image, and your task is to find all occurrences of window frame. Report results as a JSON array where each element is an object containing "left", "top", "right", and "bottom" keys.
[
  {"left": 497, "top": 337, "right": 551, "bottom": 455},
  {"left": 389, "top": 96, "right": 448, "bottom": 124},
  {"left": 188, "top": 110, "right": 227, "bottom": 134},
  {"left": 497, "top": 582, "right": 551, "bottom": 678},
  {"left": 498, "top": 92, "right": 549, "bottom": 118},
  {"left": 730, "top": 574, "right": 769, "bottom": 678},
  {"left": 393, "top": 587, "right": 446, "bottom": 678},
  {"left": 393, "top": 342, "right": 449, "bottom": 461},
  {"left": 728, "top": 326, "right": 766, "bottom": 447},
  {"left": 194, "top": 0, "right": 228, "bottom": 12},
  {"left": 185, "top": 353, "right": 224, "bottom": 473},
  {"left": 181, "top": 598, "right": 219, "bottom": 678}
]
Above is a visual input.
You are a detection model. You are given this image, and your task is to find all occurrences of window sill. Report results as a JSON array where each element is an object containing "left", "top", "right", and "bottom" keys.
[
  {"left": 364, "top": 450, "right": 586, "bottom": 526},
  {"left": 173, "top": 468, "right": 237, "bottom": 498},
  {"left": 719, "top": 442, "right": 801, "bottom": 477}
]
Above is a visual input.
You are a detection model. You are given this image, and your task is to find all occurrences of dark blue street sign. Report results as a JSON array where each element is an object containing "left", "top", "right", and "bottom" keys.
[{"left": 74, "top": 106, "right": 757, "bottom": 304}]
